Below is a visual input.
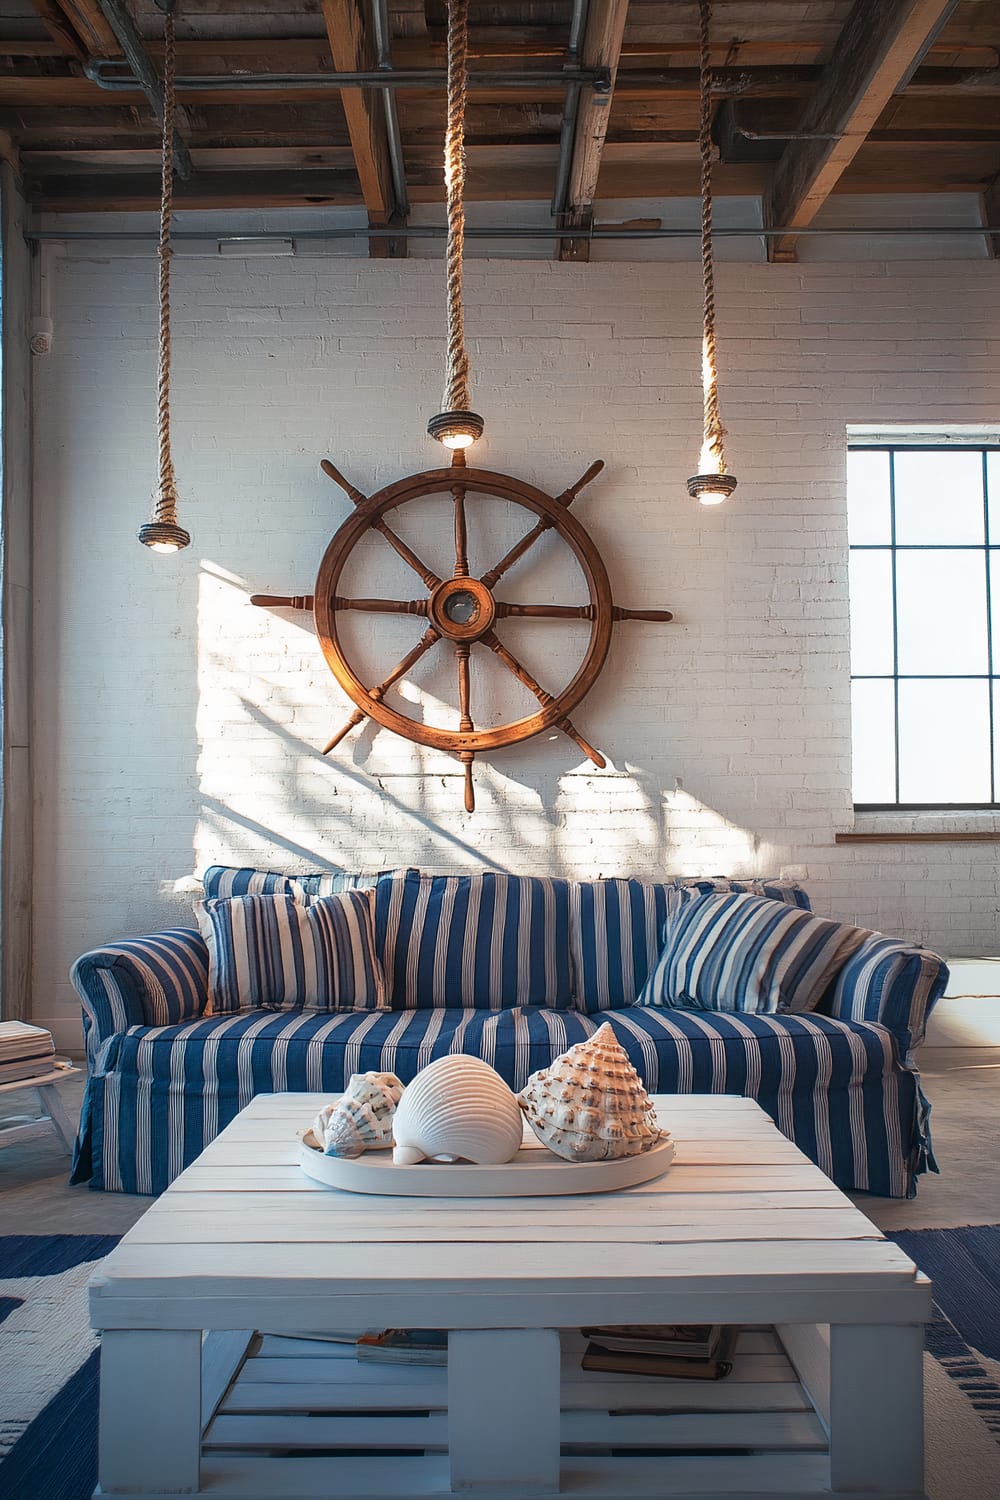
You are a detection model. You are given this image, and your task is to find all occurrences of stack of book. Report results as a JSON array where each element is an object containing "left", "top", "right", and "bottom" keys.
[
  {"left": 355, "top": 1329, "right": 448, "bottom": 1366},
  {"left": 0, "top": 1022, "right": 56, "bottom": 1085},
  {"left": 580, "top": 1324, "right": 737, "bottom": 1380}
]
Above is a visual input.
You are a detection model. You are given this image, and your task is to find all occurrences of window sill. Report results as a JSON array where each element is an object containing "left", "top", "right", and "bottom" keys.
[{"left": 837, "top": 812, "right": 1000, "bottom": 843}]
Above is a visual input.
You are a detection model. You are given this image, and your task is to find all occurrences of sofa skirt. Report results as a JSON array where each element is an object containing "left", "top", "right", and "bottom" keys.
[{"left": 72, "top": 1006, "right": 935, "bottom": 1199}]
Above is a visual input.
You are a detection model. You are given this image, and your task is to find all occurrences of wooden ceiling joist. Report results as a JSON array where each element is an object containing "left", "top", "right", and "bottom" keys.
[
  {"left": 763, "top": 0, "right": 963, "bottom": 262},
  {"left": 556, "top": 0, "right": 630, "bottom": 262},
  {"left": 321, "top": 0, "right": 407, "bottom": 258}
]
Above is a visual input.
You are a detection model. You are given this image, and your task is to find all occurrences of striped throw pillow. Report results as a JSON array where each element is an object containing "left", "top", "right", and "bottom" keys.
[
  {"left": 202, "top": 865, "right": 380, "bottom": 900},
  {"left": 374, "top": 870, "right": 573, "bottom": 1010},
  {"left": 636, "top": 891, "right": 869, "bottom": 1016},
  {"left": 195, "top": 891, "right": 387, "bottom": 1014},
  {"left": 568, "top": 877, "right": 812, "bottom": 1013}
]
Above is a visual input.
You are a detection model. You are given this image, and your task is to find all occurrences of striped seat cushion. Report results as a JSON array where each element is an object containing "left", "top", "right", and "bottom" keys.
[
  {"left": 195, "top": 891, "right": 386, "bottom": 1014},
  {"left": 87, "top": 1006, "right": 921, "bottom": 1199},
  {"left": 637, "top": 891, "right": 869, "bottom": 1016},
  {"left": 374, "top": 870, "right": 573, "bottom": 1009},
  {"left": 569, "top": 877, "right": 812, "bottom": 1013},
  {"left": 202, "top": 865, "right": 381, "bottom": 900}
]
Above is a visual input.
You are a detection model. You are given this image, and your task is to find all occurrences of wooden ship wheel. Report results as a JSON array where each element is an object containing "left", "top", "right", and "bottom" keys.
[{"left": 252, "top": 450, "right": 674, "bottom": 812}]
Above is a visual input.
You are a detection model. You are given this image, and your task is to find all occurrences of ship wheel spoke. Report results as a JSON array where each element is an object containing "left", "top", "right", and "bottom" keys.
[
  {"left": 320, "top": 459, "right": 442, "bottom": 590},
  {"left": 323, "top": 627, "right": 442, "bottom": 754},
  {"left": 480, "top": 629, "right": 606, "bottom": 769},
  {"left": 455, "top": 642, "right": 475, "bottom": 812},
  {"left": 479, "top": 461, "right": 605, "bottom": 590},
  {"left": 453, "top": 482, "right": 470, "bottom": 580},
  {"left": 494, "top": 603, "right": 675, "bottom": 622},
  {"left": 332, "top": 596, "right": 429, "bottom": 616}
]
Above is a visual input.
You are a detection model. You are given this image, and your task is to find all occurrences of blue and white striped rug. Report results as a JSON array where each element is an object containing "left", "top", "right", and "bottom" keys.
[{"left": 1, "top": 1229, "right": 1000, "bottom": 1500}]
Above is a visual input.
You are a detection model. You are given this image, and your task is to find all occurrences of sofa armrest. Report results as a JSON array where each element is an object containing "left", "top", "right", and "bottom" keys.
[
  {"left": 71, "top": 927, "right": 210, "bottom": 1072},
  {"left": 824, "top": 937, "right": 949, "bottom": 1059}
]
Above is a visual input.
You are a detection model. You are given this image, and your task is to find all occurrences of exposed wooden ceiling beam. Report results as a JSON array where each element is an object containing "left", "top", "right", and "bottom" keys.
[
  {"left": 31, "top": 1, "right": 88, "bottom": 63},
  {"left": 321, "top": 0, "right": 406, "bottom": 258},
  {"left": 763, "top": 0, "right": 962, "bottom": 262},
  {"left": 557, "top": 0, "right": 630, "bottom": 262},
  {"left": 55, "top": 0, "right": 119, "bottom": 56}
]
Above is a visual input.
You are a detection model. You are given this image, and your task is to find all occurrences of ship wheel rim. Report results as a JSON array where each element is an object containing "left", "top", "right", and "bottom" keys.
[{"left": 313, "top": 466, "right": 614, "bottom": 755}]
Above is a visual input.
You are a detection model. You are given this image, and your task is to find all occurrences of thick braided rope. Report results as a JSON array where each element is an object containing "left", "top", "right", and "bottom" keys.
[
  {"left": 152, "top": 11, "right": 179, "bottom": 523},
  {"left": 698, "top": 0, "right": 726, "bottom": 472},
  {"left": 442, "top": 0, "right": 472, "bottom": 413}
]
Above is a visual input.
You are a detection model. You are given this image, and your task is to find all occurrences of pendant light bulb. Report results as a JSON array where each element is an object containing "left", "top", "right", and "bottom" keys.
[
  {"left": 687, "top": 438, "right": 737, "bottom": 505},
  {"left": 428, "top": 409, "right": 485, "bottom": 450}
]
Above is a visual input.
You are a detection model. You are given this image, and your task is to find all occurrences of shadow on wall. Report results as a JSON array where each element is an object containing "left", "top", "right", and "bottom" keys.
[{"left": 189, "top": 559, "right": 761, "bottom": 881}]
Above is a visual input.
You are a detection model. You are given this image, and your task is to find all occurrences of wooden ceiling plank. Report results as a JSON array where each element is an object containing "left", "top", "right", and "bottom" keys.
[
  {"left": 321, "top": 0, "right": 406, "bottom": 257},
  {"left": 56, "top": 0, "right": 119, "bottom": 57},
  {"left": 557, "top": 0, "right": 631, "bottom": 262},
  {"left": 763, "top": 0, "right": 962, "bottom": 261},
  {"left": 93, "top": 0, "right": 194, "bottom": 180},
  {"left": 31, "top": 1, "right": 87, "bottom": 63}
]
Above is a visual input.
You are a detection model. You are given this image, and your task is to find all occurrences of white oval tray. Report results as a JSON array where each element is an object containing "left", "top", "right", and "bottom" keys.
[{"left": 298, "top": 1133, "right": 674, "bottom": 1197}]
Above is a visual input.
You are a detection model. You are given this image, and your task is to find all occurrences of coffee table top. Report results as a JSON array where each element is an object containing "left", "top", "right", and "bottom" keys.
[{"left": 91, "top": 1093, "right": 929, "bottom": 1333}]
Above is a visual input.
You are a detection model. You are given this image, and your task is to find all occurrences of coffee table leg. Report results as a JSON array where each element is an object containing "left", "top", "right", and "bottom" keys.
[
  {"left": 99, "top": 1329, "right": 202, "bottom": 1494},
  {"left": 38, "top": 1082, "right": 74, "bottom": 1153},
  {"left": 829, "top": 1323, "right": 925, "bottom": 1496},
  {"left": 448, "top": 1329, "right": 561, "bottom": 1493}
]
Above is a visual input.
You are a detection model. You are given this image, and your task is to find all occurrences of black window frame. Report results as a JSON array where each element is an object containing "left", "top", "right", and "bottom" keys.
[{"left": 849, "top": 442, "right": 1000, "bottom": 812}]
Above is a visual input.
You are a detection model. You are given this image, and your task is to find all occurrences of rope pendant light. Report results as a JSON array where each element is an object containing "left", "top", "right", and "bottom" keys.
[
  {"left": 687, "top": 0, "right": 738, "bottom": 506},
  {"left": 138, "top": 1, "right": 190, "bottom": 553},
  {"left": 427, "top": 0, "right": 484, "bottom": 451}
]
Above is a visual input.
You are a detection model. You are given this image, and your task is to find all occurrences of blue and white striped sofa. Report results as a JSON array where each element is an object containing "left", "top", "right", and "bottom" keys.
[{"left": 70, "top": 868, "right": 947, "bottom": 1199}]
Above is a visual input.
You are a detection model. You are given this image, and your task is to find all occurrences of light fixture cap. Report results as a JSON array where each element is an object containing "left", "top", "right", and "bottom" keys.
[
  {"left": 687, "top": 471, "right": 738, "bottom": 504},
  {"left": 138, "top": 520, "right": 191, "bottom": 553},
  {"left": 427, "top": 409, "right": 485, "bottom": 449}
]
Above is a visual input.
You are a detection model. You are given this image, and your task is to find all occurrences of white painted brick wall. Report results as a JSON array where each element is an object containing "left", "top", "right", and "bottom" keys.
[{"left": 31, "top": 251, "right": 1000, "bottom": 1051}]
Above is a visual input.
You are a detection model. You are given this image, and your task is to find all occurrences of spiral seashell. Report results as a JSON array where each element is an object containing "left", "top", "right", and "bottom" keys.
[
  {"left": 391, "top": 1056, "right": 524, "bottom": 1166},
  {"left": 517, "top": 1022, "right": 663, "bottom": 1163},
  {"left": 310, "top": 1072, "right": 405, "bottom": 1159}
]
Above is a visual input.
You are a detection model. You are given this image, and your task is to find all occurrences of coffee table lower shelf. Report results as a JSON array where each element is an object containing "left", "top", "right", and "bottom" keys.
[{"left": 96, "top": 1324, "right": 924, "bottom": 1500}]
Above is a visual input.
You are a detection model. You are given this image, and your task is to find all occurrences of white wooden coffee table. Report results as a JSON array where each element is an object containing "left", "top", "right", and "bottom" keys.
[{"left": 90, "top": 1093, "right": 930, "bottom": 1500}]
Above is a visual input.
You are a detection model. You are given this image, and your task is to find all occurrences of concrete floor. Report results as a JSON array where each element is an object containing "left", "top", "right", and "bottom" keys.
[{"left": 1, "top": 1048, "right": 997, "bottom": 1234}]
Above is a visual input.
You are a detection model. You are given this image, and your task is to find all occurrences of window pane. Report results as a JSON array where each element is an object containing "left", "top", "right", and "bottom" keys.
[
  {"left": 994, "top": 681, "right": 1000, "bottom": 804},
  {"left": 896, "top": 550, "right": 988, "bottom": 674},
  {"left": 846, "top": 450, "right": 890, "bottom": 544},
  {"left": 989, "top": 452, "right": 1000, "bottom": 543},
  {"left": 893, "top": 450, "right": 984, "bottom": 544},
  {"left": 849, "top": 551, "right": 894, "bottom": 675},
  {"left": 992, "top": 550, "right": 1000, "bottom": 668},
  {"left": 898, "top": 680, "right": 991, "bottom": 803},
  {"left": 851, "top": 679, "right": 896, "bottom": 803}
]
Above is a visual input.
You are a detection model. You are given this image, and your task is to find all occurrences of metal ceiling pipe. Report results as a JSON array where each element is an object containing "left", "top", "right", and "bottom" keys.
[
  {"left": 550, "top": 0, "right": 590, "bottom": 218},
  {"left": 83, "top": 60, "right": 613, "bottom": 93},
  {"left": 370, "top": 0, "right": 409, "bottom": 218},
  {"left": 25, "top": 224, "right": 1000, "bottom": 242}
]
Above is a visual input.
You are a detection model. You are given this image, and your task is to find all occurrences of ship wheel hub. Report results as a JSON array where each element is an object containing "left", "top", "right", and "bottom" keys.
[{"left": 428, "top": 576, "right": 496, "bottom": 641}]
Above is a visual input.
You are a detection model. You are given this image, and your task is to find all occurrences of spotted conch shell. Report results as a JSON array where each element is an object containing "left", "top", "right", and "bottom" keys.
[
  {"left": 517, "top": 1022, "right": 663, "bottom": 1162},
  {"left": 391, "top": 1055, "right": 524, "bottom": 1166},
  {"left": 307, "top": 1071, "right": 405, "bottom": 1158}
]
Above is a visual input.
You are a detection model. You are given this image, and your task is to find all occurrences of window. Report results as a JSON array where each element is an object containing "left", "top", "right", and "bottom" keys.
[{"left": 848, "top": 444, "right": 1000, "bottom": 808}]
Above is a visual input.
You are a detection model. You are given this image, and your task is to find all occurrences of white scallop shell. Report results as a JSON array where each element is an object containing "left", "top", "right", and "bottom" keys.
[
  {"left": 517, "top": 1022, "right": 664, "bottom": 1163},
  {"left": 309, "top": 1072, "right": 405, "bottom": 1159},
  {"left": 391, "top": 1056, "right": 524, "bottom": 1166}
]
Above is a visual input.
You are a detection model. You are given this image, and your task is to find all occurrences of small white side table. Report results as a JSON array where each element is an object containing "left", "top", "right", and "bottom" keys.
[{"left": 0, "top": 1065, "right": 79, "bottom": 1155}]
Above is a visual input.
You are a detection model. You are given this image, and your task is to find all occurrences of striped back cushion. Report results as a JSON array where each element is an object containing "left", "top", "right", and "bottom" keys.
[
  {"left": 825, "top": 936, "right": 949, "bottom": 1054},
  {"left": 195, "top": 891, "right": 386, "bottom": 1014},
  {"left": 202, "top": 866, "right": 380, "bottom": 900},
  {"left": 374, "top": 870, "right": 573, "bottom": 1010},
  {"left": 637, "top": 891, "right": 869, "bottom": 1016},
  {"left": 569, "top": 877, "right": 812, "bottom": 1013}
]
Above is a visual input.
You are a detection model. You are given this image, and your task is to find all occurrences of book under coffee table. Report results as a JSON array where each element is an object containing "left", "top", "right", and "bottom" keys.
[{"left": 90, "top": 1092, "right": 930, "bottom": 1500}]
